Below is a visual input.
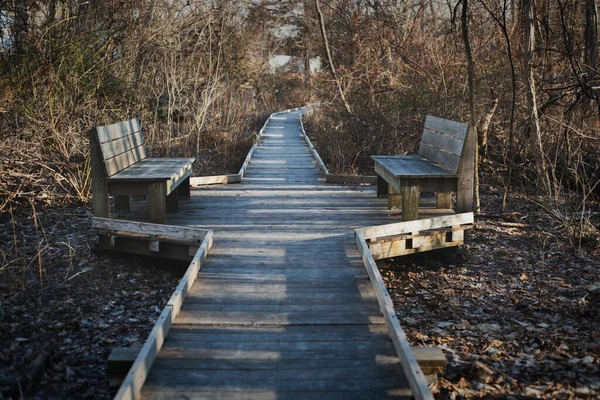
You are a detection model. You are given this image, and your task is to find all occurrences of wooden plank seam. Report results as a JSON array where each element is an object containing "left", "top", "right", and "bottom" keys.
[{"left": 113, "top": 229, "right": 213, "bottom": 400}]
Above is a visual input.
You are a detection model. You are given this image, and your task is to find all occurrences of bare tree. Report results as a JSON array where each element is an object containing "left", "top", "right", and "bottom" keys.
[
  {"left": 461, "top": 0, "right": 478, "bottom": 213},
  {"left": 315, "top": 0, "right": 352, "bottom": 114},
  {"left": 524, "top": 0, "right": 549, "bottom": 194}
]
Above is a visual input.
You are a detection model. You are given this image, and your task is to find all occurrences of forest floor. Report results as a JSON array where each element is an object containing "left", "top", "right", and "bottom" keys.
[
  {"left": 0, "top": 186, "right": 598, "bottom": 399},
  {"left": 386, "top": 185, "right": 600, "bottom": 399}
]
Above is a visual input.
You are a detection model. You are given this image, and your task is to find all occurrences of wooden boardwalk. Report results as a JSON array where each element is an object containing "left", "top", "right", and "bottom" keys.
[{"left": 135, "top": 110, "right": 445, "bottom": 399}]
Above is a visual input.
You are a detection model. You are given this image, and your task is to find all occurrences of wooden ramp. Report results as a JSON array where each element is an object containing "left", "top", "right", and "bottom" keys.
[{"left": 121, "top": 110, "right": 450, "bottom": 399}]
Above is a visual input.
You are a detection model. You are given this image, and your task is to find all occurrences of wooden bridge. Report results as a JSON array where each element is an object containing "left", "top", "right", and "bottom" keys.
[{"left": 104, "top": 109, "right": 472, "bottom": 400}]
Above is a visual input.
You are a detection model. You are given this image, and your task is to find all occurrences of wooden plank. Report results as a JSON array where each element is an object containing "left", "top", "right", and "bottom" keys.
[
  {"left": 151, "top": 357, "right": 400, "bottom": 371},
  {"left": 326, "top": 174, "right": 377, "bottom": 184},
  {"left": 95, "top": 118, "right": 141, "bottom": 143},
  {"left": 166, "top": 231, "right": 213, "bottom": 319},
  {"left": 369, "top": 231, "right": 465, "bottom": 260},
  {"left": 100, "top": 130, "right": 146, "bottom": 160},
  {"left": 421, "top": 129, "right": 464, "bottom": 156},
  {"left": 423, "top": 115, "right": 468, "bottom": 140},
  {"left": 355, "top": 231, "right": 434, "bottom": 400},
  {"left": 114, "top": 230, "right": 213, "bottom": 400},
  {"left": 357, "top": 212, "right": 474, "bottom": 240},
  {"left": 456, "top": 125, "right": 475, "bottom": 213},
  {"left": 144, "top": 367, "right": 405, "bottom": 385},
  {"left": 114, "top": 306, "right": 173, "bottom": 400},
  {"left": 92, "top": 218, "right": 210, "bottom": 241},
  {"left": 89, "top": 128, "right": 110, "bottom": 218},
  {"left": 411, "top": 347, "right": 446, "bottom": 375},
  {"left": 400, "top": 179, "right": 419, "bottom": 221},
  {"left": 141, "top": 389, "right": 410, "bottom": 400},
  {"left": 143, "top": 376, "right": 409, "bottom": 393},
  {"left": 418, "top": 142, "right": 461, "bottom": 173},
  {"left": 173, "top": 311, "right": 385, "bottom": 326},
  {"left": 436, "top": 192, "right": 452, "bottom": 209},
  {"left": 190, "top": 174, "right": 241, "bottom": 186},
  {"left": 388, "top": 185, "right": 402, "bottom": 208},
  {"left": 108, "top": 347, "right": 141, "bottom": 377}
]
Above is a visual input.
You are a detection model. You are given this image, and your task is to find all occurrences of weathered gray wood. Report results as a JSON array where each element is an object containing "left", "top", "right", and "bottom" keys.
[
  {"left": 141, "top": 390, "right": 411, "bottom": 400},
  {"left": 456, "top": 125, "right": 475, "bottom": 213},
  {"left": 358, "top": 212, "right": 474, "bottom": 240},
  {"left": 189, "top": 174, "right": 241, "bottom": 186},
  {"left": 372, "top": 115, "right": 471, "bottom": 222},
  {"left": 89, "top": 129, "right": 110, "bottom": 218},
  {"left": 91, "top": 217, "right": 210, "bottom": 240},
  {"left": 114, "top": 306, "right": 173, "bottom": 400},
  {"left": 400, "top": 179, "right": 419, "bottom": 221},
  {"left": 356, "top": 231, "right": 434, "bottom": 400},
  {"left": 129, "top": 108, "right": 450, "bottom": 399},
  {"left": 325, "top": 174, "right": 377, "bottom": 184},
  {"left": 424, "top": 115, "right": 468, "bottom": 139},
  {"left": 421, "top": 128, "right": 464, "bottom": 156},
  {"left": 436, "top": 192, "right": 452, "bottom": 209},
  {"left": 90, "top": 118, "right": 195, "bottom": 223},
  {"left": 149, "top": 181, "right": 167, "bottom": 224},
  {"left": 388, "top": 185, "right": 402, "bottom": 208},
  {"left": 95, "top": 118, "right": 141, "bottom": 143}
]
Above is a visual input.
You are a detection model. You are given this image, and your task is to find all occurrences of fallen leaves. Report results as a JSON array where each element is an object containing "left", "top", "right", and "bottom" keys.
[{"left": 384, "top": 187, "right": 600, "bottom": 399}]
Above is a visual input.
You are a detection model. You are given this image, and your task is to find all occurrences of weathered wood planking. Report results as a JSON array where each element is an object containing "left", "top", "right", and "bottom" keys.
[
  {"left": 90, "top": 119, "right": 195, "bottom": 224},
  {"left": 125, "top": 108, "right": 448, "bottom": 400},
  {"left": 114, "top": 230, "right": 212, "bottom": 400},
  {"left": 372, "top": 115, "right": 473, "bottom": 222}
]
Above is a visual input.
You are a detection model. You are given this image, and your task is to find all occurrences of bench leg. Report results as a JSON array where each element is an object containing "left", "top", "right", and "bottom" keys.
[
  {"left": 167, "top": 187, "right": 179, "bottom": 213},
  {"left": 377, "top": 175, "right": 388, "bottom": 198},
  {"left": 149, "top": 182, "right": 167, "bottom": 224},
  {"left": 178, "top": 177, "right": 191, "bottom": 199},
  {"left": 92, "top": 183, "right": 110, "bottom": 218},
  {"left": 436, "top": 192, "right": 452, "bottom": 209},
  {"left": 400, "top": 178, "right": 419, "bottom": 221},
  {"left": 388, "top": 186, "right": 402, "bottom": 209},
  {"left": 115, "top": 196, "right": 130, "bottom": 213}
]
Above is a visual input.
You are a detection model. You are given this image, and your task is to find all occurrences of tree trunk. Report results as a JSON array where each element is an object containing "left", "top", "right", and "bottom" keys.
[
  {"left": 585, "top": 0, "right": 598, "bottom": 72},
  {"left": 14, "top": 0, "right": 29, "bottom": 54},
  {"left": 315, "top": 0, "right": 352, "bottom": 115},
  {"left": 461, "top": 0, "right": 478, "bottom": 213},
  {"left": 303, "top": 0, "right": 312, "bottom": 87},
  {"left": 524, "top": 0, "right": 549, "bottom": 195}
]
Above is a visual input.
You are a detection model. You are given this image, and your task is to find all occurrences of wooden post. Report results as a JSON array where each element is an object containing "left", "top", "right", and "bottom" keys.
[
  {"left": 115, "top": 196, "right": 130, "bottom": 213},
  {"left": 149, "top": 182, "right": 167, "bottom": 224},
  {"left": 377, "top": 175, "right": 389, "bottom": 198},
  {"left": 436, "top": 193, "right": 452, "bottom": 209},
  {"left": 166, "top": 187, "right": 179, "bottom": 213},
  {"left": 178, "top": 177, "right": 191, "bottom": 199},
  {"left": 388, "top": 186, "right": 402, "bottom": 209},
  {"left": 89, "top": 129, "right": 110, "bottom": 218},
  {"left": 456, "top": 125, "right": 475, "bottom": 213},
  {"left": 401, "top": 179, "right": 419, "bottom": 221}
]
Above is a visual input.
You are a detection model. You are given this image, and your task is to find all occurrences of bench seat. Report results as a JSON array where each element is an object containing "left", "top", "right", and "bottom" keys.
[
  {"left": 109, "top": 158, "right": 194, "bottom": 186},
  {"left": 372, "top": 115, "right": 474, "bottom": 221},
  {"left": 90, "top": 118, "right": 195, "bottom": 224},
  {"left": 372, "top": 155, "right": 457, "bottom": 179}
]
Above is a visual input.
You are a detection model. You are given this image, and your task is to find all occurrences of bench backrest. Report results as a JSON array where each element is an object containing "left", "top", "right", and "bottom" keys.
[
  {"left": 418, "top": 116, "right": 469, "bottom": 174},
  {"left": 91, "top": 118, "right": 147, "bottom": 177}
]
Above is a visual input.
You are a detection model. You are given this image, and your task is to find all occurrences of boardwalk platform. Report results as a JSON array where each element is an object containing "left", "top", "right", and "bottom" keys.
[{"left": 114, "top": 110, "right": 454, "bottom": 400}]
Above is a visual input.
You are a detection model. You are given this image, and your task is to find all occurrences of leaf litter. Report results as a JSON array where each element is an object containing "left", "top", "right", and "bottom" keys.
[{"left": 383, "top": 187, "right": 600, "bottom": 399}]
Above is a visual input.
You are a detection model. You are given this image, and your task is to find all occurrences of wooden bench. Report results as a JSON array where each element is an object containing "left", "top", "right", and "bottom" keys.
[
  {"left": 90, "top": 119, "right": 195, "bottom": 224},
  {"left": 372, "top": 116, "right": 474, "bottom": 221}
]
